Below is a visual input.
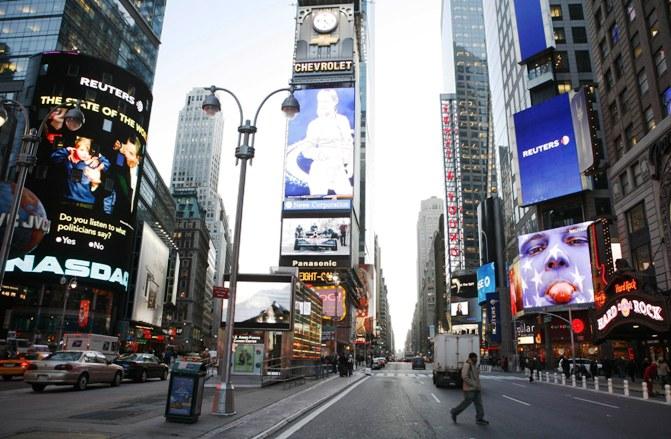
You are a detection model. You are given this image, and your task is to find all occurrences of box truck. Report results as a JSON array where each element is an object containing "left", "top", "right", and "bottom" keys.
[
  {"left": 432, "top": 333, "right": 479, "bottom": 388},
  {"left": 63, "top": 333, "right": 119, "bottom": 360}
]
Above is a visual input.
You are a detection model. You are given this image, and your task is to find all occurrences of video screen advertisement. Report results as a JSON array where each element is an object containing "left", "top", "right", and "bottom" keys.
[
  {"left": 517, "top": 221, "right": 595, "bottom": 310},
  {"left": 131, "top": 224, "right": 170, "bottom": 327},
  {"left": 477, "top": 262, "right": 496, "bottom": 305},
  {"left": 513, "top": 0, "right": 554, "bottom": 62},
  {"left": 280, "top": 217, "right": 350, "bottom": 256},
  {"left": 221, "top": 274, "right": 294, "bottom": 331},
  {"left": 5, "top": 52, "right": 152, "bottom": 292},
  {"left": 513, "top": 92, "right": 590, "bottom": 206},
  {"left": 284, "top": 87, "right": 355, "bottom": 200}
]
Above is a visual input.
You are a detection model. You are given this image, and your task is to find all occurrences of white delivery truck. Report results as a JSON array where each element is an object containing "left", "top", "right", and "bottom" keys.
[
  {"left": 432, "top": 333, "right": 479, "bottom": 388},
  {"left": 63, "top": 333, "right": 119, "bottom": 361}
]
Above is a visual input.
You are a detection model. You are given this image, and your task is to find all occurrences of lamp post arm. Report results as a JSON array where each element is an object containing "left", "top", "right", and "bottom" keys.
[
  {"left": 206, "top": 86, "right": 244, "bottom": 127},
  {"left": 252, "top": 87, "right": 292, "bottom": 127},
  {"left": 1, "top": 100, "right": 31, "bottom": 137}
]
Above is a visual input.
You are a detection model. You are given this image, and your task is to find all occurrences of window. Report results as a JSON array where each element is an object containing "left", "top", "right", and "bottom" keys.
[
  {"left": 620, "top": 171, "right": 631, "bottom": 195},
  {"left": 609, "top": 101, "right": 619, "bottom": 124},
  {"left": 614, "top": 135, "right": 625, "bottom": 159},
  {"left": 631, "top": 32, "right": 642, "bottom": 58},
  {"left": 626, "top": 1, "right": 636, "bottom": 21},
  {"left": 638, "top": 69, "right": 649, "bottom": 94},
  {"left": 614, "top": 54, "right": 624, "bottom": 79},
  {"left": 625, "top": 124, "right": 637, "bottom": 148},
  {"left": 568, "top": 4, "right": 584, "bottom": 20},
  {"left": 554, "top": 28, "right": 566, "bottom": 44},
  {"left": 551, "top": 5, "right": 562, "bottom": 20},
  {"left": 576, "top": 51, "right": 592, "bottom": 72},
  {"left": 572, "top": 27, "right": 587, "bottom": 43},
  {"left": 557, "top": 82, "right": 572, "bottom": 94},
  {"left": 631, "top": 244, "right": 653, "bottom": 270},
  {"left": 605, "top": 68, "right": 614, "bottom": 90},
  {"left": 599, "top": 38, "right": 609, "bottom": 60},
  {"left": 632, "top": 161, "right": 646, "bottom": 186},
  {"left": 594, "top": 8, "right": 603, "bottom": 31},
  {"left": 655, "top": 48, "right": 667, "bottom": 75},
  {"left": 663, "top": 88, "right": 671, "bottom": 116},
  {"left": 605, "top": 0, "right": 614, "bottom": 13},
  {"left": 553, "top": 51, "right": 569, "bottom": 72},
  {"left": 610, "top": 23, "right": 621, "bottom": 45},
  {"left": 619, "top": 89, "right": 629, "bottom": 113},
  {"left": 648, "top": 9, "right": 659, "bottom": 38},
  {"left": 644, "top": 106, "right": 656, "bottom": 131}
]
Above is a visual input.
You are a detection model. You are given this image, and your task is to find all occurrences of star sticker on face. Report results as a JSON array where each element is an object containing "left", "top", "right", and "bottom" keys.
[
  {"left": 570, "top": 266, "right": 585, "bottom": 292},
  {"left": 522, "top": 259, "right": 533, "bottom": 272},
  {"left": 548, "top": 244, "right": 567, "bottom": 261},
  {"left": 532, "top": 269, "right": 544, "bottom": 292},
  {"left": 521, "top": 276, "right": 528, "bottom": 293}
]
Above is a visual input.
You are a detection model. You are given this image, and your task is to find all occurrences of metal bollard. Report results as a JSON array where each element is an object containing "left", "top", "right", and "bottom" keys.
[
  {"left": 571, "top": 374, "right": 576, "bottom": 387},
  {"left": 624, "top": 380, "right": 629, "bottom": 397},
  {"left": 642, "top": 382, "right": 649, "bottom": 400},
  {"left": 554, "top": 372, "right": 558, "bottom": 384},
  {"left": 582, "top": 375, "right": 587, "bottom": 389},
  {"left": 537, "top": 370, "right": 541, "bottom": 381},
  {"left": 594, "top": 377, "right": 599, "bottom": 391},
  {"left": 562, "top": 374, "right": 566, "bottom": 386},
  {"left": 665, "top": 384, "right": 670, "bottom": 404},
  {"left": 608, "top": 378, "right": 613, "bottom": 393},
  {"left": 546, "top": 372, "right": 550, "bottom": 382}
]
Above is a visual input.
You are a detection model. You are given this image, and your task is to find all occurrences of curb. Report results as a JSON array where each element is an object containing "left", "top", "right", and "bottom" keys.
[
  {"left": 535, "top": 377, "right": 671, "bottom": 406},
  {"left": 251, "top": 373, "right": 367, "bottom": 439}
]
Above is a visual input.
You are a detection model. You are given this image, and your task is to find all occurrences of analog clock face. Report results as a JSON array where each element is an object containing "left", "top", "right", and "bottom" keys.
[{"left": 313, "top": 11, "right": 338, "bottom": 33}]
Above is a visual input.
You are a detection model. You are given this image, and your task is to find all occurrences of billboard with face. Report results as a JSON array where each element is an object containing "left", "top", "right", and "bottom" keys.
[
  {"left": 284, "top": 87, "right": 355, "bottom": 199},
  {"left": 281, "top": 217, "right": 350, "bottom": 256},
  {"left": 5, "top": 52, "right": 152, "bottom": 291},
  {"left": 221, "top": 274, "right": 294, "bottom": 331},
  {"left": 517, "top": 221, "right": 594, "bottom": 309},
  {"left": 451, "top": 301, "right": 469, "bottom": 317},
  {"left": 513, "top": 92, "right": 586, "bottom": 206},
  {"left": 131, "top": 223, "right": 169, "bottom": 327}
]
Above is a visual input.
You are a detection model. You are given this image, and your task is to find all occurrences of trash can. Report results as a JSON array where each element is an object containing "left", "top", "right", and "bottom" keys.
[{"left": 165, "top": 360, "right": 207, "bottom": 424}]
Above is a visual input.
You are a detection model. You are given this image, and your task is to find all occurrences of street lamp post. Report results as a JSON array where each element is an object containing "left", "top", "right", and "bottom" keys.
[
  {"left": 0, "top": 101, "right": 85, "bottom": 289},
  {"left": 532, "top": 309, "right": 577, "bottom": 374},
  {"left": 204, "top": 85, "right": 299, "bottom": 416},
  {"left": 56, "top": 276, "right": 78, "bottom": 346}
]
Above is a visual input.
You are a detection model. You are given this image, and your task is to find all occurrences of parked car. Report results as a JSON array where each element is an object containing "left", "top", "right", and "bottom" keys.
[
  {"left": 114, "top": 353, "right": 169, "bottom": 382},
  {"left": 412, "top": 357, "right": 426, "bottom": 370},
  {"left": 24, "top": 350, "right": 123, "bottom": 392},
  {"left": 373, "top": 357, "right": 386, "bottom": 368}
]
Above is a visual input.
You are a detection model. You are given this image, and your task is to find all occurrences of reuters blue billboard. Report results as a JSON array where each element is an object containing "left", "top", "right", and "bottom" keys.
[
  {"left": 513, "top": 92, "right": 588, "bottom": 206},
  {"left": 5, "top": 52, "right": 152, "bottom": 292},
  {"left": 284, "top": 87, "right": 355, "bottom": 200},
  {"left": 513, "top": 0, "right": 554, "bottom": 62},
  {"left": 517, "top": 221, "right": 595, "bottom": 310}
]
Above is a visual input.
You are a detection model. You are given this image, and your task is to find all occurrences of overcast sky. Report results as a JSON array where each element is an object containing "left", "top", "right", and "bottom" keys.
[{"left": 147, "top": 0, "right": 444, "bottom": 352}]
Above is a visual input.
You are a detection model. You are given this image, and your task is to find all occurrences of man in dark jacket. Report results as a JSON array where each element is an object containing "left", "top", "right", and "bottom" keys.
[
  {"left": 528, "top": 356, "right": 537, "bottom": 382},
  {"left": 450, "top": 353, "right": 489, "bottom": 426}
]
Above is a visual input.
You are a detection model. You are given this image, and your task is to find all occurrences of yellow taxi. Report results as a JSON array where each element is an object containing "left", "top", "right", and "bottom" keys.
[{"left": 0, "top": 356, "right": 31, "bottom": 381}]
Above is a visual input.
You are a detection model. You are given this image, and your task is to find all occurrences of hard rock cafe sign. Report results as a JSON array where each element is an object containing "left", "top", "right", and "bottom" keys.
[{"left": 593, "top": 292, "right": 670, "bottom": 340}]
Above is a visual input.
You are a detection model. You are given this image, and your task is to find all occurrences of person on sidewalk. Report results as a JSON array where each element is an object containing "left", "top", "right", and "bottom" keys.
[
  {"left": 644, "top": 361, "right": 657, "bottom": 396},
  {"left": 562, "top": 356, "right": 571, "bottom": 379},
  {"left": 450, "top": 352, "right": 489, "bottom": 426},
  {"left": 658, "top": 359, "right": 669, "bottom": 387},
  {"left": 528, "top": 356, "right": 536, "bottom": 383}
]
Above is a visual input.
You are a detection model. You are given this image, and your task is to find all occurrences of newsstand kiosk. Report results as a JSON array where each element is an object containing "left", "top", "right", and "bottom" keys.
[{"left": 165, "top": 360, "right": 207, "bottom": 423}]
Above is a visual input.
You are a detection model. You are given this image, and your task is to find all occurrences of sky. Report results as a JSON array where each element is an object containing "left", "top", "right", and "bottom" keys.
[{"left": 147, "top": 0, "right": 445, "bottom": 352}]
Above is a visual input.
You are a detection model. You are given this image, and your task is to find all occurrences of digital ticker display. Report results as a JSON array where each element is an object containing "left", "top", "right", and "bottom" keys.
[
  {"left": 513, "top": 92, "right": 585, "bottom": 205},
  {"left": 5, "top": 52, "right": 152, "bottom": 291}
]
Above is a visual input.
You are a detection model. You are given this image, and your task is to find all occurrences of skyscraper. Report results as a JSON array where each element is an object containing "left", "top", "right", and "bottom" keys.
[
  {"left": 170, "top": 88, "right": 231, "bottom": 284},
  {"left": 440, "top": 0, "right": 493, "bottom": 273}
]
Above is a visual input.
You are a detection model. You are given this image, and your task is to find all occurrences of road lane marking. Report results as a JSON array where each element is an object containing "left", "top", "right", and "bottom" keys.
[
  {"left": 273, "top": 376, "right": 370, "bottom": 439},
  {"left": 572, "top": 396, "right": 619, "bottom": 409},
  {"left": 431, "top": 393, "right": 440, "bottom": 403},
  {"left": 502, "top": 394, "right": 531, "bottom": 406},
  {"left": 511, "top": 382, "right": 526, "bottom": 388}
]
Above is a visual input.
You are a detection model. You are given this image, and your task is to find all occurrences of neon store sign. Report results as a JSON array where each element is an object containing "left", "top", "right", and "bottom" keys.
[{"left": 597, "top": 296, "right": 664, "bottom": 331}]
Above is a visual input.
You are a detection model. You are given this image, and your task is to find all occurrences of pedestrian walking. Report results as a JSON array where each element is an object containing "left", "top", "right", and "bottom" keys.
[
  {"left": 590, "top": 360, "right": 598, "bottom": 380},
  {"left": 528, "top": 356, "right": 537, "bottom": 382},
  {"left": 644, "top": 361, "right": 657, "bottom": 396},
  {"left": 450, "top": 353, "right": 489, "bottom": 425},
  {"left": 658, "top": 359, "right": 669, "bottom": 386}
]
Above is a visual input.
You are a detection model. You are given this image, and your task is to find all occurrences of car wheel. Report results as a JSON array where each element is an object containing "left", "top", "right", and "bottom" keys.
[
  {"left": 75, "top": 373, "right": 89, "bottom": 391},
  {"left": 140, "top": 370, "right": 148, "bottom": 383},
  {"left": 111, "top": 372, "right": 122, "bottom": 387},
  {"left": 160, "top": 369, "right": 168, "bottom": 381},
  {"left": 31, "top": 383, "right": 46, "bottom": 392},
  {"left": 2, "top": 375, "right": 12, "bottom": 381}
]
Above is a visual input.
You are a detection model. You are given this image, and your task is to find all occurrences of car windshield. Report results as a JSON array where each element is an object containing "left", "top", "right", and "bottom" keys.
[
  {"left": 48, "top": 352, "right": 82, "bottom": 362},
  {"left": 119, "top": 353, "right": 142, "bottom": 361}
]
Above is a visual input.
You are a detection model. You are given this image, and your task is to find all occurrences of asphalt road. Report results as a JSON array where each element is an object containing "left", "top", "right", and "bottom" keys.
[{"left": 273, "top": 362, "right": 671, "bottom": 439}]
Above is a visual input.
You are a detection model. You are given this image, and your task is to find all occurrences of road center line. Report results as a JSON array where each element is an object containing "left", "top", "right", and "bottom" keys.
[
  {"left": 502, "top": 394, "right": 531, "bottom": 406},
  {"left": 511, "top": 382, "right": 526, "bottom": 388},
  {"left": 572, "top": 396, "right": 619, "bottom": 409},
  {"left": 431, "top": 393, "right": 440, "bottom": 403},
  {"left": 273, "top": 376, "right": 370, "bottom": 439}
]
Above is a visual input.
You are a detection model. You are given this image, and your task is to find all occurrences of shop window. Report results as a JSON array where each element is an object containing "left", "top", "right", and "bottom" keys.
[
  {"left": 551, "top": 5, "right": 562, "bottom": 20},
  {"left": 576, "top": 50, "right": 592, "bottom": 72},
  {"left": 568, "top": 4, "right": 583, "bottom": 20},
  {"left": 637, "top": 68, "right": 649, "bottom": 94},
  {"left": 655, "top": 48, "right": 667, "bottom": 75},
  {"left": 554, "top": 28, "right": 566, "bottom": 44},
  {"left": 572, "top": 27, "right": 587, "bottom": 44},
  {"left": 644, "top": 106, "right": 655, "bottom": 131}
]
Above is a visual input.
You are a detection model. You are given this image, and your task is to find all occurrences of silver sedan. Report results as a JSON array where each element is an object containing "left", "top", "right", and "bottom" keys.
[{"left": 24, "top": 350, "right": 123, "bottom": 392}]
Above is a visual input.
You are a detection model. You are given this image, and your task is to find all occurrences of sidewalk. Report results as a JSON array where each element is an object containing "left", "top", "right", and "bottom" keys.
[{"left": 4, "top": 370, "right": 367, "bottom": 439}]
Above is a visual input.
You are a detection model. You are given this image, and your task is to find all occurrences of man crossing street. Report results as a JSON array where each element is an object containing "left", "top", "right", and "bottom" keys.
[{"left": 450, "top": 352, "right": 489, "bottom": 426}]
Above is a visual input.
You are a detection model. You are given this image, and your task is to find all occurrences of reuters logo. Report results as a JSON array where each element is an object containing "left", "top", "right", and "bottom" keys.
[
  {"left": 136, "top": 100, "right": 144, "bottom": 112},
  {"left": 561, "top": 135, "right": 570, "bottom": 145}
]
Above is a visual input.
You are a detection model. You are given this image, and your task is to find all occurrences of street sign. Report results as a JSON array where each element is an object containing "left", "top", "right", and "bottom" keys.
[{"left": 213, "top": 287, "right": 229, "bottom": 299}]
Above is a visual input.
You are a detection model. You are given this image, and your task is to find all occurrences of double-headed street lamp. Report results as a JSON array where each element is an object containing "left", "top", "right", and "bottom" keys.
[
  {"left": 0, "top": 100, "right": 85, "bottom": 289},
  {"left": 56, "top": 276, "right": 78, "bottom": 346},
  {"left": 203, "top": 85, "right": 299, "bottom": 416}
]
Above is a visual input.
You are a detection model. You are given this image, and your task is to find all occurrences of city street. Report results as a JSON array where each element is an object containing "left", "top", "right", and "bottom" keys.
[{"left": 273, "top": 362, "right": 671, "bottom": 439}]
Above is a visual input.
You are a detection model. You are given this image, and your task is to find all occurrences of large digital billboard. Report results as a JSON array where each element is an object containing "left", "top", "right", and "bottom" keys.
[
  {"left": 280, "top": 217, "right": 350, "bottom": 256},
  {"left": 513, "top": 0, "right": 554, "bottom": 62},
  {"left": 517, "top": 221, "right": 594, "bottom": 309},
  {"left": 513, "top": 92, "right": 587, "bottom": 206},
  {"left": 5, "top": 52, "right": 152, "bottom": 292},
  {"left": 284, "top": 87, "right": 355, "bottom": 199},
  {"left": 477, "top": 262, "right": 496, "bottom": 305},
  {"left": 221, "top": 274, "right": 294, "bottom": 331},
  {"left": 131, "top": 224, "right": 169, "bottom": 327}
]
